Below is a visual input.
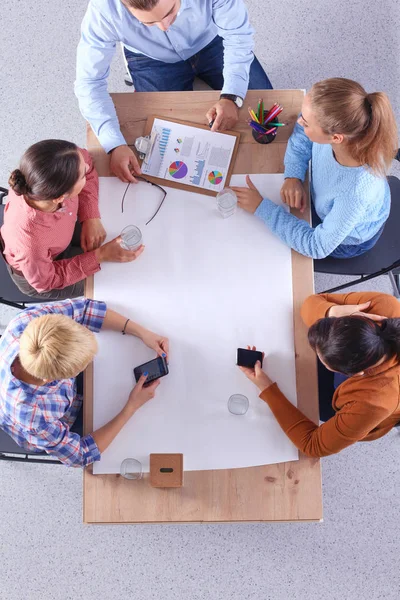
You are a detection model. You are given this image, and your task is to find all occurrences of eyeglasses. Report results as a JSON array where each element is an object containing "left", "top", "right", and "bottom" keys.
[{"left": 121, "top": 176, "right": 167, "bottom": 226}]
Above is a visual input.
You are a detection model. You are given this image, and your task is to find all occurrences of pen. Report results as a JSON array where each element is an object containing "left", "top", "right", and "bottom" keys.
[{"left": 209, "top": 119, "right": 215, "bottom": 128}]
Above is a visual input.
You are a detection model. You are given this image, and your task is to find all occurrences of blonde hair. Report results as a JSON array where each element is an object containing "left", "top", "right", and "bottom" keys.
[
  {"left": 19, "top": 314, "right": 98, "bottom": 381},
  {"left": 310, "top": 78, "right": 398, "bottom": 176}
]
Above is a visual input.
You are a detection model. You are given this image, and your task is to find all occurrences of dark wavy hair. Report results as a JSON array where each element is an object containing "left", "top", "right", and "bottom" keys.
[
  {"left": 8, "top": 139, "right": 80, "bottom": 201},
  {"left": 308, "top": 315, "right": 400, "bottom": 375}
]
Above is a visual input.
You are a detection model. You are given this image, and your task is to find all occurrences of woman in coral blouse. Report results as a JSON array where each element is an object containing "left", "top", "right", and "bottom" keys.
[{"left": 1, "top": 139, "right": 143, "bottom": 299}]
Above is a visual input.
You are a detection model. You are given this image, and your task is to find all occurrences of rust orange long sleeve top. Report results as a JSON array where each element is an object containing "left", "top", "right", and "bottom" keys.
[
  {"left": 1, "top": 149, "right": 101, "bottom": 293},
  {"left": 259, "top": 292, "right": 400, "bottom": 457}
]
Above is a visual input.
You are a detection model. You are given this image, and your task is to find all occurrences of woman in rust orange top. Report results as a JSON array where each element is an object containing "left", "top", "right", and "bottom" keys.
[{"left": 240, "top": 291, "right": 400, "bottom": 457}]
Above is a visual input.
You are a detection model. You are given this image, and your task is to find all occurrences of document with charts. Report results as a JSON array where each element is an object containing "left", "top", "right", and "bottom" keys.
[{"left": 141, "top": 117, "right": 239, "bottom": 193}]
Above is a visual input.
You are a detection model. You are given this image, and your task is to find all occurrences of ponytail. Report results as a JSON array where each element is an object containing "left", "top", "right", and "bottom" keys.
[
  {"left": 378, "top": 319, "right": 400, "bottom": 355},
  {"left": 308, "top": 315, "right": 400, "bottom": 376},
  {"left": 310, "top": 78, "right": 398, "bottom": 177}
]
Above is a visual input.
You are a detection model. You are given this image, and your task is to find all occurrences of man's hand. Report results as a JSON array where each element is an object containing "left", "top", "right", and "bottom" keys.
[
  {"left": 110, "top": 145, "right": 142, "bottom": 183},
  {"left": 280, "top": 178, "right": 307, "bottom": 213},
  {"left": 80, "top": 218, "right": 107, "bottom": 252},
  {"left": 125, "top": 375, "right": 160, "bottom": 415},
  {"left": 238, "top": 346, "right": 273, "bottom": 393},
  {"left": 206, "top": 99, "right": 239, "bottom": 132},
  {"left": 231, "top": 175, "right": 263, "bottom": 214},
  {"left": 327, "top": 301, "right": 387, "bottom": 322},
  {"left": 140, "top": 329, "right": 170, "bottom": 361},
  {"left": 94, "top": 237, "right": 144, "bottom": 263}
]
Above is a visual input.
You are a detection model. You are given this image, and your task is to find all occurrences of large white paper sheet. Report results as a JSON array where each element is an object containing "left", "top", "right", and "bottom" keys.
[
  {"left": 93, "top": 174, "right": 298, "bottom": 474},
  {"left": 141, "top": 118, "right": 236, "bottom": 192}
]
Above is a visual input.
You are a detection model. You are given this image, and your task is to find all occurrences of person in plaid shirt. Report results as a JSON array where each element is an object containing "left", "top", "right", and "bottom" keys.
[{"left": 0, "top": 297, "right": 168, "bottom": 467}]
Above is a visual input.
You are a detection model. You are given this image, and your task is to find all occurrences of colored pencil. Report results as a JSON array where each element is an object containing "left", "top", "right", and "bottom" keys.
[
  {"left": 265, "top": 126, "right": 277, "bottom": 134},
  {"left": 263, "top": 103, "right": 279, "bottom": 123},
  {"left": 264, "top": 105, "right": 283, "bottom": 123},
  {"left": 258, "top": 99, "right": 264, "bottom": 123},
  {"left": 268, "top": 122, "right": 286, "bottom": 127},
  {"left": 256, "top": 99, "right": 261, "bottom": 123},
  {"left": 248, "top": 119, "right": 270, "bottom": 132},
  {"left": 264, "top": 104, "right": 283, "bottom": 122},
  {"left": 249, "top": 108, "right": 259, "bottom": 123},
  {"left": 248, "top": 107, "right": 257, "bottom": 122},
  {"left": 248, "top": 122, "right": 269, "bottom": 134},
  {"left": 264, "top": 104, "right": 282, "bottom": 121}
]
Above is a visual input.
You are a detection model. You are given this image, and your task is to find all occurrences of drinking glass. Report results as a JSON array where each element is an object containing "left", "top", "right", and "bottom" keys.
[{"left": 120, "top": 458, "right": 143, "bottom": 480}]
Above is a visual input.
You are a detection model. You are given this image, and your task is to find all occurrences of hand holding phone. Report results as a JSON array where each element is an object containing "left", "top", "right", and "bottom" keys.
[
  {"left": 237, "top": 347, "right": 263, "bottom": 368},
  {"left": 133, "top": 356, "right": 169, "bottom": 386}
]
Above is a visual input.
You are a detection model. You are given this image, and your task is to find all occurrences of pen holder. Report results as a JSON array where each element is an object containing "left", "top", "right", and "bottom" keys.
[{"left": 252, "top": 116, "right": 279, "bottom": 145}]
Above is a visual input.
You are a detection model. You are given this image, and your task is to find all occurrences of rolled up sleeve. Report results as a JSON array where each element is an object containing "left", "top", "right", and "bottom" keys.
[{"left": 29, "top": 422, "right": 101, "bottom": 468}]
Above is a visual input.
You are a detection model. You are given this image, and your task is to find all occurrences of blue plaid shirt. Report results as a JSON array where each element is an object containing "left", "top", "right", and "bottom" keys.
[{"left": 0, "top": 298, "right": 106, "bottom": 467}]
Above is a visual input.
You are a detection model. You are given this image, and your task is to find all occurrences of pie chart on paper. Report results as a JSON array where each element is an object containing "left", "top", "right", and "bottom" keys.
[
  {"left": 208, "top": 170, "right": 223, "bottom": 185},
  {"left": 169, "top": 161, "right": 188, "bottom": 179}
]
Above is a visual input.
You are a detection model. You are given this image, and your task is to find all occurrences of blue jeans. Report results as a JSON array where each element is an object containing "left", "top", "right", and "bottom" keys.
[
  {"left": 124, "top": 36, "right": 273, "bottom": 92},
  {"left": 311, "top": 201, "right": 383, "bottom": 259},
  {"left": 317, "top": 360, "right": 349, "bottom": 422},
  {"left": 330, "top": 227, "right": 384, "bottom": 259}
]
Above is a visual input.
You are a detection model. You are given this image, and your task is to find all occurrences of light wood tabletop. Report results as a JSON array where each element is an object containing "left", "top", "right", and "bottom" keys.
[{"left": 84, "top": 90, "right": 322, "bottom": 523}]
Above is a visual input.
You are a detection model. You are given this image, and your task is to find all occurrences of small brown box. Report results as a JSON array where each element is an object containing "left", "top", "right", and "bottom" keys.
[{"left": 150, "top": 453, "right": 183, "bottom": 488}]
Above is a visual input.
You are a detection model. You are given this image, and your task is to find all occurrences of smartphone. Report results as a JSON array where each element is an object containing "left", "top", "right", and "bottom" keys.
[
  {"left": 237, "top": 348, "right": 263, "bottom": 368},
  {"left": 134, "top": 356, "right": 169, "bottom": 386}
]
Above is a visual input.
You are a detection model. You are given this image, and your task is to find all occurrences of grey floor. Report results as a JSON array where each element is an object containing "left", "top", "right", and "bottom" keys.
[{"left": 1, "top": 1, "right": 400, "bottom": 599}]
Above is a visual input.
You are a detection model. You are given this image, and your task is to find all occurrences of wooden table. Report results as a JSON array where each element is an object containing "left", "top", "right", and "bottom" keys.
[{"left": 84, "top": 90, "right": 322, "bottom": 523}]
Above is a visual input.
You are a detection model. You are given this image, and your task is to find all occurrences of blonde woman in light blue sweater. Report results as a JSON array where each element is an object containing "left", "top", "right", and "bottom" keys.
[{"left": 232, "top": 78, "right": 398, "bottom": 259}]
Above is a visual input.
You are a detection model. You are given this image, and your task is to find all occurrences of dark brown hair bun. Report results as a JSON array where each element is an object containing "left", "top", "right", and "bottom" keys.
[{"left": 8, "top": 169, "right": 28, "bottom": 196}]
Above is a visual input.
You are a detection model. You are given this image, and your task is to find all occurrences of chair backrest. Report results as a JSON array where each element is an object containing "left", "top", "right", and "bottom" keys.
[
  {"left": 0, "top": 201, "right": 45, "bottom": 306},
  {"left": 314, "top": 176, "right": 400, "bottom": 275}
]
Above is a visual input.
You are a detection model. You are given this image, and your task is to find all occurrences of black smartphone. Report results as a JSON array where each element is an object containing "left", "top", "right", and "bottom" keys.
[
  {"left": 237, "top": 348, "right": 263, "bottom": 368},
  {"left": 134, "top": 356, "right": 169, "bottom": 386}
]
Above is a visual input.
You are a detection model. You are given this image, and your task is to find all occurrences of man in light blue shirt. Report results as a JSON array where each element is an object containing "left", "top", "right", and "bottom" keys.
[{"left": 75, "top": 0, "right": 272, "bottom": 182}]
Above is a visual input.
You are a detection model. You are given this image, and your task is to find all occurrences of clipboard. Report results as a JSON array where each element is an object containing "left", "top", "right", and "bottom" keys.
[{"left": 138, "top": 115, "right": 241, "bottom": 197}]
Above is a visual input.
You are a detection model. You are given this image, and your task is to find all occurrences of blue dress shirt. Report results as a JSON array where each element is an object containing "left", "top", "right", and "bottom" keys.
[{"left": 75, "top": 0, "right": 255, "bottom": 152}]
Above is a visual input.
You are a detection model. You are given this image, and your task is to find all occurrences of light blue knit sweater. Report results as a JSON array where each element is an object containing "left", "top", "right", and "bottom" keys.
[{"left": 255, "top": 123, "right": 390, "bottom": 259}]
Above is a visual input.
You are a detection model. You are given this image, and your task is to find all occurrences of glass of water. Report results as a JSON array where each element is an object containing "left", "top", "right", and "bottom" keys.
[
  {"left": 120, "top": 458, "right": 143, "bottom": 480},
  {"left": 216, "top": 188, "right": 237, "bottom": 218},
  {"left": 120, "top": 225, "right": 143, "bottom": 250},
  {"left": 228, "top": 394, "right": 249, "bottom": 415}
]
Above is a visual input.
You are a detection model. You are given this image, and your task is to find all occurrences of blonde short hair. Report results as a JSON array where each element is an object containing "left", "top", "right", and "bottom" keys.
[{"left": 19, "top": 314, "right": 98, "bottom": 381}]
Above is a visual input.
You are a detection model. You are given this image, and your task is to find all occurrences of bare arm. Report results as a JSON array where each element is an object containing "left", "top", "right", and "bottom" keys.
[
  {"left": 102, "top": 308, "right": 169, "bottom": 359},
  {"left": 92, "top": 376, "right": 160, "bottom": 454}
]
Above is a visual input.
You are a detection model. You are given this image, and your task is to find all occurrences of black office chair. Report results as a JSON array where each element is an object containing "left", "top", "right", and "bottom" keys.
[
  {"left": 0, "top": 428, "right": 61, "bottom": 464},
  {"left": 0, "top": 187, "right": 44, "bottom": 309},
  {"left": 314, "top": 176, "right": 400, "bottom": 296}
]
